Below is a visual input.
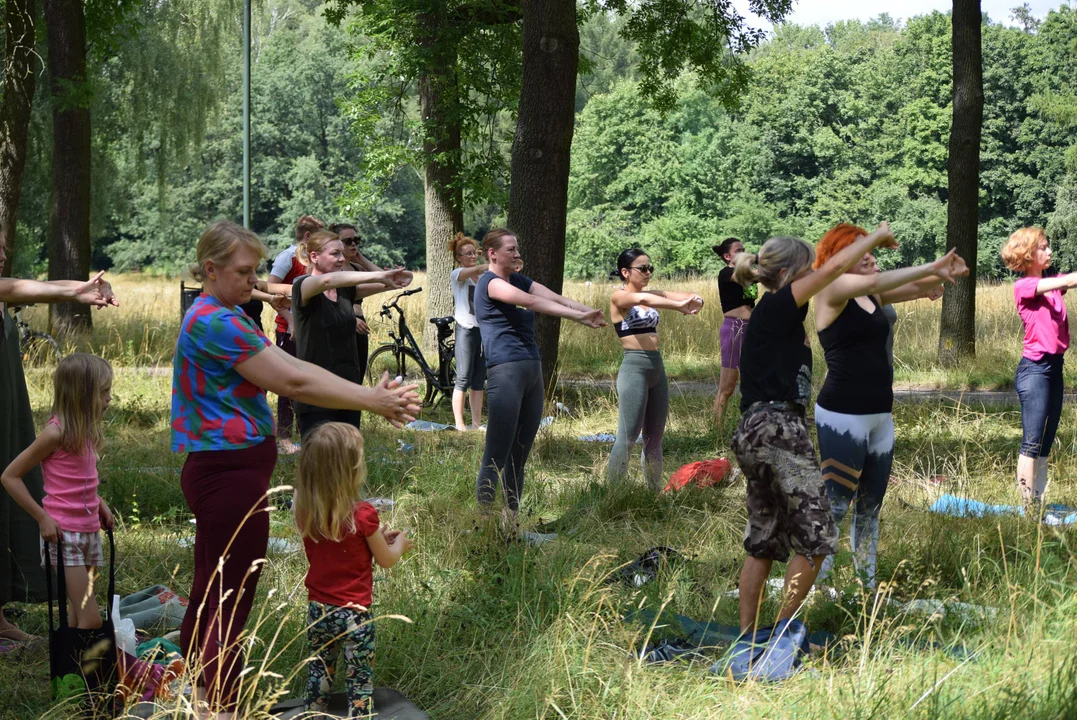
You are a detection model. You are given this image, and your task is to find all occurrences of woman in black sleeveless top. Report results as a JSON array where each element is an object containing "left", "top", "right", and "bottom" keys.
[
  {"left": 811, "top": 223, "right": 966, "bottom": 590},
  {"left": 712, "top": 238, "right": 755, "bottom": 429}
]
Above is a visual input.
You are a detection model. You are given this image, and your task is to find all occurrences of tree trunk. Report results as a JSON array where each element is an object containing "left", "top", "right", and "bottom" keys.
[
  {"left": 0, "top": 0, "right": 38, "bottom": 277},
  {"left": 44, "top": 0, "right": 92, "bottom": 336},
  {"left": 938, "top": 0, "right": 983, "bottom": 363},
  {"left": 418, "top": 13, "right": 463, "bottom": 352},
  {"left": 507, "top": 0, "right": 579, "bottom": 394}
]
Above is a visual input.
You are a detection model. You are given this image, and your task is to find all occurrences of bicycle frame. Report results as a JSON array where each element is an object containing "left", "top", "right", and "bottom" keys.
[{"left": 373, "top": 288, "right": 455, "bottom": 404}]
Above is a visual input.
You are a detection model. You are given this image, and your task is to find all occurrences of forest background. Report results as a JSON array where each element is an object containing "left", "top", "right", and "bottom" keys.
[{"left": 5, "top": 0, "right": 1077, "bottom": 283}]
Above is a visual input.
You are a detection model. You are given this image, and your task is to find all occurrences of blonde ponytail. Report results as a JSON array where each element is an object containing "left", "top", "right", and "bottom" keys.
[
  {"left": 297, "top": 230, "right": 340, "bottom": 268},
  {"left": 731, "top": 252, "right": 760, "bottom": 287},
  {"left": 739, "top": 236, "right": 814, "bottom": 291}
]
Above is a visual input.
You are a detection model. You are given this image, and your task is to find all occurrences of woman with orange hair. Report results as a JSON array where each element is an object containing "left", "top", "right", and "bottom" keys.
[
  {"left": 1000, "top": 228, "right": 1077, "bottom": 509},
  {"left": 811, "top": 224, "right": 967, "bottom": 590}
]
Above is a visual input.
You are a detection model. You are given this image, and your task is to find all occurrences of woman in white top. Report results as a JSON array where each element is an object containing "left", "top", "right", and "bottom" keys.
[{"left": 449, "top": 233, "right": 489, "bottom": 430}]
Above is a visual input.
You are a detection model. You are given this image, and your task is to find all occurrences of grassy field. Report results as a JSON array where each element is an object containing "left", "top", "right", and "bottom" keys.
[
  {"left": 13, "top": 272, "right": 1065, "bottom": 389},
  {"left": 4, "top": 360, "right": 1077, "bottom": 718},
  {"left": 5, "top": 273, "right": 1077, "bottom": 718}
]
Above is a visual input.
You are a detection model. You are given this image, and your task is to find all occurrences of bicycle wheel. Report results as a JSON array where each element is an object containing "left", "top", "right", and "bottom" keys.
[
  {"left": 367, "top": 345, "right": 437, "bottom": 407},
  {"left": 22, "top": 331, "right": 62, "bottom": 366}
]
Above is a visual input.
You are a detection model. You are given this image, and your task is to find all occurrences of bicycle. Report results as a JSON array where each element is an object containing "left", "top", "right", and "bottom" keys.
[
  {"left": 366, "top": 287, "right": 457, "bottom": 408},
  {"left": 11, "top": 305, "right": 62, "bottom": 365}
]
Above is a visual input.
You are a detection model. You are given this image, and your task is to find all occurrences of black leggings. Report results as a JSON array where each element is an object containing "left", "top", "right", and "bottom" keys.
[{"left": 476, "top": 360, "right": 544, "bottom": 512}]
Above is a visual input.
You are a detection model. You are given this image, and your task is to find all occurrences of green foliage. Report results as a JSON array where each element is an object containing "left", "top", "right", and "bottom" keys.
[
  {"left": 586, "top": 0, "right": 795, "bottom": 113},
  {"left": 326, "top": 0, "right": 521, "bottom": 215},
  {"left": 14, "top": 0, "right": 426, "bottom": 273},
  {"left": 566, "top": 9, "right": 1077, "bottom": 279}
]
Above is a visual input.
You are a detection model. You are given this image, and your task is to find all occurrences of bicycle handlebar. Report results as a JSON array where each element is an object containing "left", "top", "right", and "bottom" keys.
[{"left": 379, "top": 287, "right": 423, "bottom": 317}]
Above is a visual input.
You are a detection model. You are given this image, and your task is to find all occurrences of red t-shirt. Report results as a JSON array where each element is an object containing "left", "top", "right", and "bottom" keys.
[{"left": 303, "top": 502, "right": 381, "bottom": 608}]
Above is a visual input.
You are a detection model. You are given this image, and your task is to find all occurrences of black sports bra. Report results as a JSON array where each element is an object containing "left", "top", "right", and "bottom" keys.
[{"left": 615, "top": 305, "right": 660, "bottom": 337}]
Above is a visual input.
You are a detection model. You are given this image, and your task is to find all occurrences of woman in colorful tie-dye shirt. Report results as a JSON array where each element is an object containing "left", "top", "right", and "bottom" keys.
[{"left": 171, "top": 220, "right": 420, "bottom": 715}]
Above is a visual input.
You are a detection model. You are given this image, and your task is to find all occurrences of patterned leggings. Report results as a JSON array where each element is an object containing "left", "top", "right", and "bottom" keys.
[{"left": 306, "top": 601, "right": 376, "bottom": 717}]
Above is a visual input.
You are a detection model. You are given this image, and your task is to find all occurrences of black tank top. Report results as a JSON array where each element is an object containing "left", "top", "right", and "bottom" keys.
[{"left": 816, "top": 296, "right": 894, "bottom": 414}]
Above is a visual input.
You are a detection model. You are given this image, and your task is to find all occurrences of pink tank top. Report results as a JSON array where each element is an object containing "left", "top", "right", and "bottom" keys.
[{"left": 41, "top": 417, "right": 100, "bottom": 532}]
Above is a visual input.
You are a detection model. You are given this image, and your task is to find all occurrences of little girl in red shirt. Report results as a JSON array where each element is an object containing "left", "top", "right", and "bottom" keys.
[{"left": 294, "top": 422, "right": 414, "bottom": 717}]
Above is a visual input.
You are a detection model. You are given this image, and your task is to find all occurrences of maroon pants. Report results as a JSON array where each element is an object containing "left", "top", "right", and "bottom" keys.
[
  {"left": 275, "top": 331, "right": 296, "bottom": 440},
  {"left": 180, "top": 438, "right": 277, "bottom": 710}
]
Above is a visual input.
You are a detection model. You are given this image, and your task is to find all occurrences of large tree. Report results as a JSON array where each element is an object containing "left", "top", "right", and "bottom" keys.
[
  {"left": 516, "top": 0, "right": 794, "bottom": 387},
  {"left": 45, "top": 0, "right": 92, "bottom": 335},
  {"left": 327, "top": 0, "right": 521, "bottom": 349},
  {"left": 0, "top": 0, "right": 38, "bottom": 277},
  {"left": 507, "top": 0, "right": 579, "bottom": 388},
  {"left": 938, "top": 0, "right": 984, "bottom": 362}
]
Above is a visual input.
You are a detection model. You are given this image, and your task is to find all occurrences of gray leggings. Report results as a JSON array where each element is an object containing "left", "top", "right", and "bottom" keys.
[
  {"left": 607, "top": 350, "right": 669, "bottom": 490},
  {"left": 476, "top": 360, "right": 544, "bottom": 511}
]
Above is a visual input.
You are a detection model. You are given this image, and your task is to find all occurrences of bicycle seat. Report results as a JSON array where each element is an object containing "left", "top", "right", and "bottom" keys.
[{"left": 430, "top": 316, "right": 454, "bottom": 339}]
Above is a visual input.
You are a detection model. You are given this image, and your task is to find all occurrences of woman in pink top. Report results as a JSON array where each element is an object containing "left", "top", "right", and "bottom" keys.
[
  {"left": 1001, "top": 227, "right": 1076, "bottom": 509},
  {"left": 1, "top": 354, "right": 115, "bottom": 629}
]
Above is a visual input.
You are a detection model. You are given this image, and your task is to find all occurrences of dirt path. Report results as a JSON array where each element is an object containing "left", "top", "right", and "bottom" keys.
[
  {"left": 558, "top": 378, "right": 1037, "bottom": 406},
  {"left": 110, "top": 366, "right": 1035, "bottom": 405}
]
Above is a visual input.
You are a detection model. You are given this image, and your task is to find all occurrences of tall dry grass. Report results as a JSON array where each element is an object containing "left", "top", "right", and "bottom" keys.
[{"left": 17, "top": 273, "right": 1047, "bottom": 390}]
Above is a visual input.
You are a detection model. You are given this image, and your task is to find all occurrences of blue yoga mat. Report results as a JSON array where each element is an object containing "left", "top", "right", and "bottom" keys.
[{"left": 928, "top": 494, "right": 1077, "bottom": 525}]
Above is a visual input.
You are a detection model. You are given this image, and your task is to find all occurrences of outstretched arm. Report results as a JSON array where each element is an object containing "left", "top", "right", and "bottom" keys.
[
  {"left": 236, "top": 345, "right": 421, "bottom": 426},
  {"left": 0, "top": 271, "right": 119, "bottom": 307},
  {"left": 821, "top": 250, "right": 966, "bottom": 306},
  {"left": 611, "top": 289, "right": 703, "bottom": 314},
  {"left": 879, "top": 277, "right": 946, "bottom": 305},
  {"left": 454, "top": 264, "right": 489, "bottom": 283},
  {"left": 790, "top": 223, "right": 898, "bottom": 307},
  {"left": 488, "top": 278, "right": 606, "bottom": 328},
  {"left": 528, "top": 281, "right": 593, "bottom": 313},
  {"left": 298, "top": 269, "right": 412, "bottom": 305},
  {"left": 1030, "top": 273, "right": 1077, "bottom": 295}
]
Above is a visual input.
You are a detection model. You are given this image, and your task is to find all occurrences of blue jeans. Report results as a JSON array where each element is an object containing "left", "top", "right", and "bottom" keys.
[{"left": 1015, "top": 353, "right": 1064, "bottom": 458}]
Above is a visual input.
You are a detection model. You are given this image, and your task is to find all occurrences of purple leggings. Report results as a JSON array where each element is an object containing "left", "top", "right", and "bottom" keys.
[{"left": 720, "top": 316, "right": 748, "bottom": 369}]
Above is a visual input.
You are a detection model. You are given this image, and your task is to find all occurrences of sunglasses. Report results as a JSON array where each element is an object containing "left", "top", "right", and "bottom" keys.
[
  {"left": 630, "top": 264, "right": 655, "bottom": 274},
  {"left": 340, "top": 237, "right": 361, "bottom": 246}
]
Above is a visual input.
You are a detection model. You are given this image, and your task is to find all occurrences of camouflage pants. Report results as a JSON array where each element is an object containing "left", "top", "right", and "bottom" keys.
[
  {"left": 306, "top": 601, "right": 375, "bottom": 717},
  {"left": 732, "top": 403, "right": 838, "bottom": 562}
]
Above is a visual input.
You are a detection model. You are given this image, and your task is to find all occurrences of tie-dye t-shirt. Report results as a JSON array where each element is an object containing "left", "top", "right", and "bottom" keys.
[{"left": 171, "top": 294, "right": 275, "bottom": 452}]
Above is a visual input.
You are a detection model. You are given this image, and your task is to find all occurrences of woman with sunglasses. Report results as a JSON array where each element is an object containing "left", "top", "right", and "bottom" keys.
[
  {"left": 332, "top": 223, "right": 385, "bottom": 389},
  {"left": 607, "top": 249, "right": 704, "bottom": 490}
]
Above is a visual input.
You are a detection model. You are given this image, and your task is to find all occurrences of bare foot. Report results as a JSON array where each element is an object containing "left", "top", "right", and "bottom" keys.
[
  {"left": 456, "top": 424, "right": 469, "bottom": 432},
  {"left": 0, "top": 618, "right": 35, "bottom": 643}
]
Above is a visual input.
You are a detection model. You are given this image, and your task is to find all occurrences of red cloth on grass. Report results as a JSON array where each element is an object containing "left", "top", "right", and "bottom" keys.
[{"left": 663, "top": 458, "right": 732, "bottom": 492}]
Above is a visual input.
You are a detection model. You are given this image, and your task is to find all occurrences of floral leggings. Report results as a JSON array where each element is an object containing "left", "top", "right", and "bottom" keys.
[{"left": 306, "top": 601, "right": 375, "bottom": 717}]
